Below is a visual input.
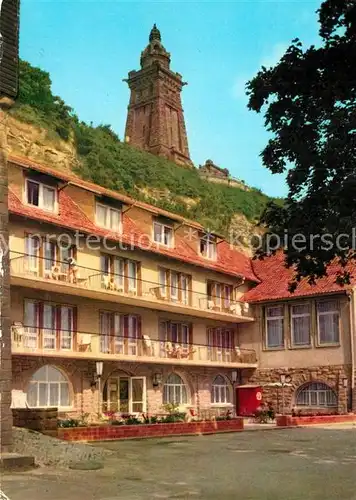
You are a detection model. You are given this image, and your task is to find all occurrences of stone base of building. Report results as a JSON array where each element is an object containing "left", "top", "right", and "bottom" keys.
[
  {"left": 11, "top": 356, "right": 239, "bottom": 422},
  {"left": 245, "top": 365, "right": 352, "bottom": 415}
]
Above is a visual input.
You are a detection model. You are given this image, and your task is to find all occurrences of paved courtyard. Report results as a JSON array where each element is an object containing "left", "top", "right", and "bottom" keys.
[{"left": 2, "top": 427, "right": 356, "bottom": 500}]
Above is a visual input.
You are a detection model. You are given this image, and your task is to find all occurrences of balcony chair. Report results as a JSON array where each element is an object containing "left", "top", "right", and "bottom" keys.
[
  {"left": 207, "top": 300, "right": 215, "bottom": 310},
  {"left": 230, "top": 303, "right": 242, "bottom": 315},
  {"left": 242, "top": 302, "right": 249, "bottom": 314},
  {"left": 234, "top": 346, "right": 242, "bottom": 361},
  {"left": 102, "top": 275, "right": 110, "bottom": 289},
  {"left": 78, "top": 333, "right": 92, "bottom": 352},
  {"left": 142, "top": 334, "right": 153, "bottom": 356},
  {"left": 11, "top": 322, "right": 24, "bottom": 344}
]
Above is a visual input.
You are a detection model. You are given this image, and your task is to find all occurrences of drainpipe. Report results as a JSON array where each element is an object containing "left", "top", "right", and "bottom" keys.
[{"left": 348, "top": 289, "right": 355, "bottom": 411}]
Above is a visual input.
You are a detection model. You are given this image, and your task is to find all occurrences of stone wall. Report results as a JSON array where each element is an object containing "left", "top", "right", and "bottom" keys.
[
  {"left": 12, "top": 408, "right": 58, "bottom": 437},
  {"left": 245, "top": 365, "right": 351, "bottom": 414}
]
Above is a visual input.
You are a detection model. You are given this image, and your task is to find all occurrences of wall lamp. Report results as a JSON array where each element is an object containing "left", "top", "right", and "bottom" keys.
[{"left": 153, "top": 373, "right": 163, "bottom": 387}]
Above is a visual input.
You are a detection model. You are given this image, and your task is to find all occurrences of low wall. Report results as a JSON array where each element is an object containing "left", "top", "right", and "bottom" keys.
[
  {"left": 276, "top": 414, "right": 356, "bottom": 427},
  {"left": 12, "top": 408, "right": 58, "bottom": 437},
  {"left": 58, "top": 418, "right": 244, "bottom": 442}
]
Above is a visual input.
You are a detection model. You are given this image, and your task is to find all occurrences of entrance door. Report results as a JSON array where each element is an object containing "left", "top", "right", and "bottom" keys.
[{"left": 104, "top": 376, "right": 146, "bottom": 415}]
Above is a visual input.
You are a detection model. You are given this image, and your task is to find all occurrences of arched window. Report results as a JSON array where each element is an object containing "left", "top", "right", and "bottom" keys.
[
  {"left": 27, "top": 365, "right": 70, "bottom": 408},
  {"left": 296, "top": 382, "right": 337, "bottom": 408},
  {"left": 163, "top": 373, "right": 187, "bottom": 405},
  {"left": 211, "top": 375, "right": 231, "bottom": 404}
]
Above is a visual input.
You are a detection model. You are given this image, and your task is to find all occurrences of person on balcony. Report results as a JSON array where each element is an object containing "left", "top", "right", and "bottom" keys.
[{"left": 67, "top": 257, "right": 79, "bottom": 284}]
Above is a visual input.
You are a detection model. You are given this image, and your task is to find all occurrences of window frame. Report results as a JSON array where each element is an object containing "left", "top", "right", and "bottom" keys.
[
  {"left": 211, "top": 375, "right": 232, "bottom": 405},
  {"left": 296, "top": 382, "right": 337, "bottom": 408},
  {"left": 25, "top": 178, "right": 58, "bottom": 213},
  {"left": 199, "top": 235, "right": 217, "bottom": 260},
  {"left": 290, "top": 302, "right": 311, "bottom": 347},
  {"left": 24, "top": 299, "right": 76, "bottom": 352},
  {"left": 316, "top": 299, "right": 340, "bottom": 346},
  {"left": 26, "top": 365, "right": 72, "bottom": 409},
  {"left": 153, "top": 221, "right": 174, "bottom": 247},
  {"left": 163, "top": 373, "right": 188, "bottom": 406},
  {"left": 265, "top": 305, "right": 285, "bottom": 349},
  {"left": 95, "top": 202, "right": 122, "bottom": 232}
]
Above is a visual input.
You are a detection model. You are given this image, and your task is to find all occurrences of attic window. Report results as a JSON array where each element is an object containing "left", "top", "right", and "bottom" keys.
[
  {"left": 153, "top": 221, "right": 173, "bottom": 247},
  {"left": 200, "top": 233, "right": 217, "bottom": 260},
  {"left": 96, "top": 202, "right": 122, "bottom": 232},
  {"left": 25, "top": 179, "right": 57, "bottom": 212}
]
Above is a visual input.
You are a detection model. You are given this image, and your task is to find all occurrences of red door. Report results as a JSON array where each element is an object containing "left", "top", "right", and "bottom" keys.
[{"left": 236, "top": 386, "right": 262, "bottom": 416}]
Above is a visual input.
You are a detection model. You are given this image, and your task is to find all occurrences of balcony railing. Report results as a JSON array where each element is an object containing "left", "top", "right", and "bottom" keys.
[
  {"left": 11, "top": 325, "right": 257, "bottom": 366},
  {"left": 10, "top": 252, "right": 253, "bottom": 320}
]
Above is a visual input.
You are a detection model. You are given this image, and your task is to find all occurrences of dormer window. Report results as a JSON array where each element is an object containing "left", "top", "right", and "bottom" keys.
[
  {"left": 153, "top": 221, "right": 173, "bottom": 247},
  {"left": 96, "top": 203, "right": 122, "bottom": 232},
  {"left": 200, "top": 233, "right": 217, "bottom": 260},
  {"left": 26, "top": 179, "right": 57, "bottom": 212}
]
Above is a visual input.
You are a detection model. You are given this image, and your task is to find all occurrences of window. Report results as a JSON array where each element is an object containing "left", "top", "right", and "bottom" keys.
[
  {"left": 96, "top": 203, "right": 121, "bottom": 232},
  {"left": 296, "top": 382, "right": 337, "bottom": 407},
  {"left": 24, "top": 300, "right": 76, "bottom": 351},
  {"left": 266, "top": 306, "right": 284, "bottom": 348},
  {"left": 100, "top": 312, "right": 140, "bottom": 355},
  {"left": 160, "top": 321, "right": 190, "bottom": 348},
  {"left": 100, "top": 254, "right": 138, "bottom": 293},
  {"left": 163, "top": 373, "right": 188, "bottom": 405},
  {"left": 207, "top": 281, "right": 233, "bottom": 310},
  {"left": 159, "top": 268, "right": 167, "bottom": 297},
  {"left": 200, "top": 234, "right": 217, "bottom": 260},
  {"left": 207, "top": 327, "right": 234, "bottom": 362},
  {"left": 317, "top": 301, "right": 340, "bottom": 344},
  {"left": 27, "top": 365, "right": 70, "bottom": 408},
  {"left": 153, "top": 221, "right": 173, "bottom": 247},
  {"left": 25, "top": 235, "right": 40, "bottom": 275},
  {"left": 211, "top": 375, "right": 231, "bottom": 404},
  {"left": 128, "top": 261, "right": 137, "bottom": 292},
  {"left": 170, "top": 271, "right": 179, "bottom": 301},
  {"left": 26, "top": 179, "right": 57, "bottom": 212},
  {"left": 291, "top": 304, "right": 311, "bottom": 346},
  {"left": 158, "top": 268, "right": 191, "bottom": 304}
]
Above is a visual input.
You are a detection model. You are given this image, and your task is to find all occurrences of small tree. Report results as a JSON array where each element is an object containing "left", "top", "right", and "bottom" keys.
[{"left": 247, "top": 0, "right": 356, "bottom": 289}]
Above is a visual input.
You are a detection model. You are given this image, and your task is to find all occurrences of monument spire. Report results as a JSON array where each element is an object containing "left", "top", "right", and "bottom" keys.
[{"left": 124, "top": 25, "right": 192, "bottom": 167}]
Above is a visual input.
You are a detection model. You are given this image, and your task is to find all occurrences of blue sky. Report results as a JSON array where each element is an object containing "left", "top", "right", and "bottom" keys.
[{"left": 19, "top": 0, "right": 322, "bottom": 197}]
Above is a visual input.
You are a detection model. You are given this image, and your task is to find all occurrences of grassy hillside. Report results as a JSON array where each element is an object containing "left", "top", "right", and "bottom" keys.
[{"left": 9, "top": 60, "right": 278, "bottom": 235}]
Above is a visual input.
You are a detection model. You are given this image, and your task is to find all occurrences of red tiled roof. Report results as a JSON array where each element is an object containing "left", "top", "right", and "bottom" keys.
[
  {"left": 243, "top": 251, "right": 354, "bottom": 303},
  {"left": 8, "top": 157, "right": 258, "bottom": 282},
  {"left": 8, "top": 155, "right": 203, "bottom": 229}
]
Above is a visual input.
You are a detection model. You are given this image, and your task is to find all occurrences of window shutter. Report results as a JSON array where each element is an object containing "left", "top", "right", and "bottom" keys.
[
  {"left": 188, "top": 323, "right": 193, "bottom": 346},
  {"left": 56, "top": 306, "right": 61, "bottom": 351},
  {"left": 123, "top": 315, "right": 129, "bottom": 338},
  {"left": 72, "top": 307, "right": 78, "bottom": 351},
  {"left": 137, "top": 315, "right": 142, "bottom": 338},
  {"left": 37, "top": 302, "right": 44, "bottom": 348},
  {"left": 0, "top": 0, "right": 20, "bottom": 98}
]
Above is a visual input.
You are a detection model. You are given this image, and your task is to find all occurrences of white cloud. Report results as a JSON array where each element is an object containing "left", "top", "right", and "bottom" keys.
[{"left": 232, "top": 42, "right": 288, "bottom": 101}]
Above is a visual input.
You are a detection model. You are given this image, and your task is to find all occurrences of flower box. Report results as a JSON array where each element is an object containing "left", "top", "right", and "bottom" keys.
[
  {"left": 276, "top": 414, "right": 356, "bottom": 427},
  {"left": 57, "top": 418, "right": 244, "bottom": 442}
]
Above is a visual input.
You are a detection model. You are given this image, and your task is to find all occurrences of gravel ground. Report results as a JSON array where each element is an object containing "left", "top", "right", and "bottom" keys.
[{"left": 11, "top": 427, "right": 111, "bottom": 467}]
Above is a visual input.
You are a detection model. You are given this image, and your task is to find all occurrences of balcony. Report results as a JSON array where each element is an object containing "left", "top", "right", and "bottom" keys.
[
  {"left": 10, "top": 253, "right": 255, "bottom": 323},
  {"left": 11, "top": 326, "right": 257, "bottom": 368}
]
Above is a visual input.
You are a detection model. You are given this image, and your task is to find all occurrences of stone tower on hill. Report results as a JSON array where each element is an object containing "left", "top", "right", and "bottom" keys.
[{"left": 124, "top": 24, "right": 192, "bottom": 167}]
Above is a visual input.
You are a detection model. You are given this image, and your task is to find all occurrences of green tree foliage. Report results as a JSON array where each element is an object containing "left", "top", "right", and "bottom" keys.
[
  {"left": 247, "top": 0, "right": 356, "bottom": 288},
  {"left": 11, "top": 60, "right": 274, "bottom": 235}
]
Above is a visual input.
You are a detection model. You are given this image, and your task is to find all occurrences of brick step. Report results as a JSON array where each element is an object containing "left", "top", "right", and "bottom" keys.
[{"left": 0, "top": 453, "right": 35, "bottom": 470}]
